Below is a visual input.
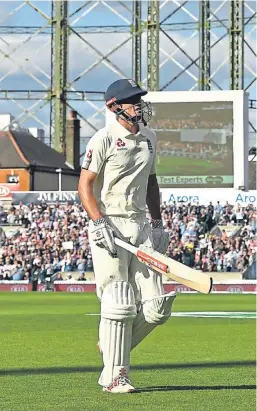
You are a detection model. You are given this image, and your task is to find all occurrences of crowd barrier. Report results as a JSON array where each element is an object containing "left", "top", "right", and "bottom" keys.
[{"left": 0, "top": 280, "right": 256, "bottom": 294}]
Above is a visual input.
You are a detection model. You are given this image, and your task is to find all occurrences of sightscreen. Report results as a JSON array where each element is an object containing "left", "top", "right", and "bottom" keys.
[{"left": 149, "top": 102, "right": 234, "bottom": 188}]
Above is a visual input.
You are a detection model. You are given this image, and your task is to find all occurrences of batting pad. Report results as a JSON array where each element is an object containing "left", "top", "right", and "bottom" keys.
[
  {"left": 131, "top": 293, "right": 176, "bottom": 350},
  {"left": 98, "top": 281, "right": 137, "bottom": 387}
]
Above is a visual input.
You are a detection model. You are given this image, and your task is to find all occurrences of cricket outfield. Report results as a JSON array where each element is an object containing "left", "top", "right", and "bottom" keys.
[
  {"left": 156, "top": 155, "right": 228, "bottom": 176},
  {"left": 0, "top": 293, "right": 255, "bottom": 411}
]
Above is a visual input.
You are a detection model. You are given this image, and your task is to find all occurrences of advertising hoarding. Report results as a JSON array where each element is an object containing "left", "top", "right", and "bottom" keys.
[{"left": 160, "top": 188, "right": 257, "bottom": 206}]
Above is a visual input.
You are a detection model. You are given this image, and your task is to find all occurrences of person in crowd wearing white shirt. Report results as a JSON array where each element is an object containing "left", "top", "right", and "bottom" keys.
[{"left": 214, "top": 201, "right": 223, "bottom": 224}]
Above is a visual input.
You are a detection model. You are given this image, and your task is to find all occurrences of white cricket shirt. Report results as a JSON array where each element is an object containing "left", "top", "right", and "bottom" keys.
[{"left": 82, "top": 120, "right": 157, "bottom": 218}]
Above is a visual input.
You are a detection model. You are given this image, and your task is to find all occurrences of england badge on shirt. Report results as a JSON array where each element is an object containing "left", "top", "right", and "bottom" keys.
[{"left": 82, "top": 148, "right": 93, "bottom": 170}]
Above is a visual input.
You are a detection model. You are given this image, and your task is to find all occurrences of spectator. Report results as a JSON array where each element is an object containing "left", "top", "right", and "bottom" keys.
[
  {"left": 214, "top": 201, "right": 223, "bottom": 224},
  {"left": 7, "top": 208, "right": 17, "bottom": 225},
  {"left": 78, "top": 273, "right": 87, "bottom": 281}
]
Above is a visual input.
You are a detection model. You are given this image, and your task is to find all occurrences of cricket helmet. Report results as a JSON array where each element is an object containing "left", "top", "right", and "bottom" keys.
[{"left": 105, "top": 79, "right": 152, "bottom": 125}]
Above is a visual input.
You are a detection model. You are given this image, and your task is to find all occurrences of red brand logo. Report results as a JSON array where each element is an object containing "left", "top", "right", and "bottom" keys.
[
  {"left": 137, "top": 250, "right": 168, "bottom": 273},
  {"left": 228, "top": 286, "right": 243, "bottom": 293},
  {"left": 11, "top": 286, "right": 28, "bottom": 292},
  {"left": 67, "top": 286, "right": 84, "bottom": 293},
  {"left": 87, "top": 149, "right": 93, "bottom": 159},
  {"left": 175, "top": 286, "right": 191, "bottom": 293},
  {"left": 0, "top": 184, "right": 19, "bottom": 198},
  {"left": 0, "top": 187, "right": 9, "bottom": 196},
  {"left": 116, "top": 138, "right": 126, "bottom": 148}
]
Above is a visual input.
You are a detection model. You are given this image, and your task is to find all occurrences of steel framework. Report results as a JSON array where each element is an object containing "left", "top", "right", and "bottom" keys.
[
  {"left": 229, "top": 0, "right": 244, "bottom": 90},
  {"left": 0, "top": 0, "right": 255, "bottom": 152},
  {"left": 147, "top": 0, "right": 159, "bottom": 91},
  {"left": 50, "top": 0, "right": 68, "bottom": 153},
  {"left": 199, "top": 0, "right": 211, "bottom": 90},
  {"left": 132, "top": 0, "right": 142, "bottom": 85}
]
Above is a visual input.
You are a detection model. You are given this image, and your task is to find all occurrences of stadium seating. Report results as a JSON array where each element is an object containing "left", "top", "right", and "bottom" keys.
[{"left": 0, "top": 200, "right": 255, "bottom": 283}]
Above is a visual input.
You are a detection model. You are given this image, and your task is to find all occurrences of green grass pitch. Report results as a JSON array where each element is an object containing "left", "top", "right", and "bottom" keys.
[
  {"left": 0, "top": 293, "right": 256, "bottom": 411},
  {"left": 156, "top": 155, "right": 225, "bottom": 176}
]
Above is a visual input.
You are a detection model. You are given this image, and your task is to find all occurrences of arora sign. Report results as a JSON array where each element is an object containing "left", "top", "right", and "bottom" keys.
[{"left": 160, "top": 188, "right": 257, "bottom": 206}]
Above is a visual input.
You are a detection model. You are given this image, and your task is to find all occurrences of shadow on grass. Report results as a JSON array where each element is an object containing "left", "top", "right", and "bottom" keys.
[
  {"left": 134, "top": 384, "right": 256, "bottom": 393},
  {"left": 0, "top": 360, "right": 255, "bottom": 377}
]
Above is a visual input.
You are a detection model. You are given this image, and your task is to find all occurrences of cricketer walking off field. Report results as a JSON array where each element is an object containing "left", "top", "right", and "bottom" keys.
[{"left": 78, "top": 79, "right": 176, "bottom": 393}]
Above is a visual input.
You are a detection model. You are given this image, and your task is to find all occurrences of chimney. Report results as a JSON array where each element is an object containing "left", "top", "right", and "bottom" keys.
[{"left": 66, "top": 110, "right": 80, "bottom": 170}]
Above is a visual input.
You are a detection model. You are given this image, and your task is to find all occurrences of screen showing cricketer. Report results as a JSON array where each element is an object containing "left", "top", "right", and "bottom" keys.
[{"left": 149, "top": 102, "right": 233, "bottom": 188}]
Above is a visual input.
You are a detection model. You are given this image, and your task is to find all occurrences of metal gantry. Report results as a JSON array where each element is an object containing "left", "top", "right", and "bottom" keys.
[
  {"left": 132, "top": 0, "right": 142, "bottom": 85},
  {"left": 0, "top": 0, "right": 255, "bottom": 152},
  {"left": 199, "top": 0, "right": 211, "bottom": 90},
  {"left": 229, "top": 0, "right": 244, "bottom": 90},
  {"left": 147, "top": 0, "right": 159, "bottom": 91},
  {"left": 50, "top": 0, "right": 68, "bottom": 153}
]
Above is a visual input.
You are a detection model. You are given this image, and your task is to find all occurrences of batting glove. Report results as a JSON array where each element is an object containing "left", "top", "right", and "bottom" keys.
[
  {"left": 151, "top": 219, "right": 170, "bottom": 254},
  {"left": 91, "top": 218, "right": 117, "bottom": 257}
]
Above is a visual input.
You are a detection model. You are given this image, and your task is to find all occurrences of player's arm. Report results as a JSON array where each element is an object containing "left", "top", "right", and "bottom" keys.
[
  {"left": 78, "top": 134, "right": 105, "bottom": 221},
  {"left": 146, "top": 132, "right": 161, "bottom": 220},
  {"left": 147, "top": 174, "right": 169, "bottom": 254},
  {"left": 78, "top": 169, "right": 102, "bottom": 221},
  {"left": 78, "top": 134, "right": 117, "bottom": 256},
  {"left": 146, "top": 173, "right": 162, "bottom": 220},
  {"left": 146, "top": 136, "right": 169, "bottom": 254}
]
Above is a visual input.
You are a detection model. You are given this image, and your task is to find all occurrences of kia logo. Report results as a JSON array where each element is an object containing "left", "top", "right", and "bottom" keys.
[
  {"left": 0, "top": 186, "right": 10, "bottom": 197},
  {"left": 228, "top": 286, "right": 243, "bottom": 293},
  {"left": 211, "top": 286, "right": 217, "bottom": 292},
  {"left": 175, "top": 286, "right": 190, "bottom": 293},
  {"left": 67, "top": 286, "right": 84, "bottom": 293},
  {"left": 11, "top": 286, "right": 28, "bottom": 292}
]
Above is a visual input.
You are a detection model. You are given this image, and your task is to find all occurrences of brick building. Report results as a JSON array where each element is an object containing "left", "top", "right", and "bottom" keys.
[{"left": 0, "top": 111, "right": 81, "bottom": 191}]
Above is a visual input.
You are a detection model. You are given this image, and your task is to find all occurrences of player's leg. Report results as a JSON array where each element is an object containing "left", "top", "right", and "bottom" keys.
[
  {"left": 131, "top": 268, "right": 176, "bottom": 350},
  {"left": 99, "top": 281, "right": 137, "bottom": 392},
  {"left": 129, "top": 221, "right": 176, "bottom": 350},
  {"left": 89, "top": 218, "right": 131, "bottom": 299},
  {"left": 89, "top": 219, "right": 137, "bottom": 392}
]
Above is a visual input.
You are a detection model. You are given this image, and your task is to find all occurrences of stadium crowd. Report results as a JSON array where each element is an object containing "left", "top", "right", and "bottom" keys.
[
  {"left": 159, "top": 201, "right": 256, "bottom": 273},
  {"left": 157, "top": 142, "right": 230, "bottom": 161},
  {"left": 0, "top": 202, "right": 92, "bottom": 283},
  {"left": 0, "top": 200, "right": 255, "bottom": 283},
  {"left": 152, "top": 117, "right": 231, "bottom": 130}
]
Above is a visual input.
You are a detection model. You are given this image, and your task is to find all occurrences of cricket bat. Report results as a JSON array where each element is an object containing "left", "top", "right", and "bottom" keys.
[{"left": 114, "top": 238, "right": 212, "bottom": 294}]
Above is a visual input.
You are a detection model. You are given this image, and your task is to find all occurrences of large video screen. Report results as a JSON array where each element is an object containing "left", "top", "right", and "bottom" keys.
[{"left": 149, "top": 102, "right": 234, "bottom": 188}]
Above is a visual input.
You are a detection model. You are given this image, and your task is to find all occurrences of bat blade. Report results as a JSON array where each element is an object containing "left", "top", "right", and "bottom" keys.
[
  {"left": 114, "top": 238, "right": 212, "bottom": 294},
  {"left": 166, "top": 260, "right": 212, "bottom": 294},
  {"left": 137, "top": 248, "right": 212, "bottom": 294}
]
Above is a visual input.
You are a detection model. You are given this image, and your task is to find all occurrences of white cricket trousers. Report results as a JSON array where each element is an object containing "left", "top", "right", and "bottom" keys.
[{"left": 88, "top": 216, "right": 165, "bottom": 303}]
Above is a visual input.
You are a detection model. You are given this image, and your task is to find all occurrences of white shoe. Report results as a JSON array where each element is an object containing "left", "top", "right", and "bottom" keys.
[{"left": 103, "top": 377, "right": 135, "bottom": 393}]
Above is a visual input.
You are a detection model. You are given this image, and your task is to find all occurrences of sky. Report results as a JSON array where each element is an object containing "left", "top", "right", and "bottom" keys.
[{"left": 0, "top": 0, "right": 256, "bottom": 151}]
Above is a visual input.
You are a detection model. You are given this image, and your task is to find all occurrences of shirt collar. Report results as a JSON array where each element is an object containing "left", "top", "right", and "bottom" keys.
[{"left": 108, "top": 120, "right": 148, "bottom": 139}]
